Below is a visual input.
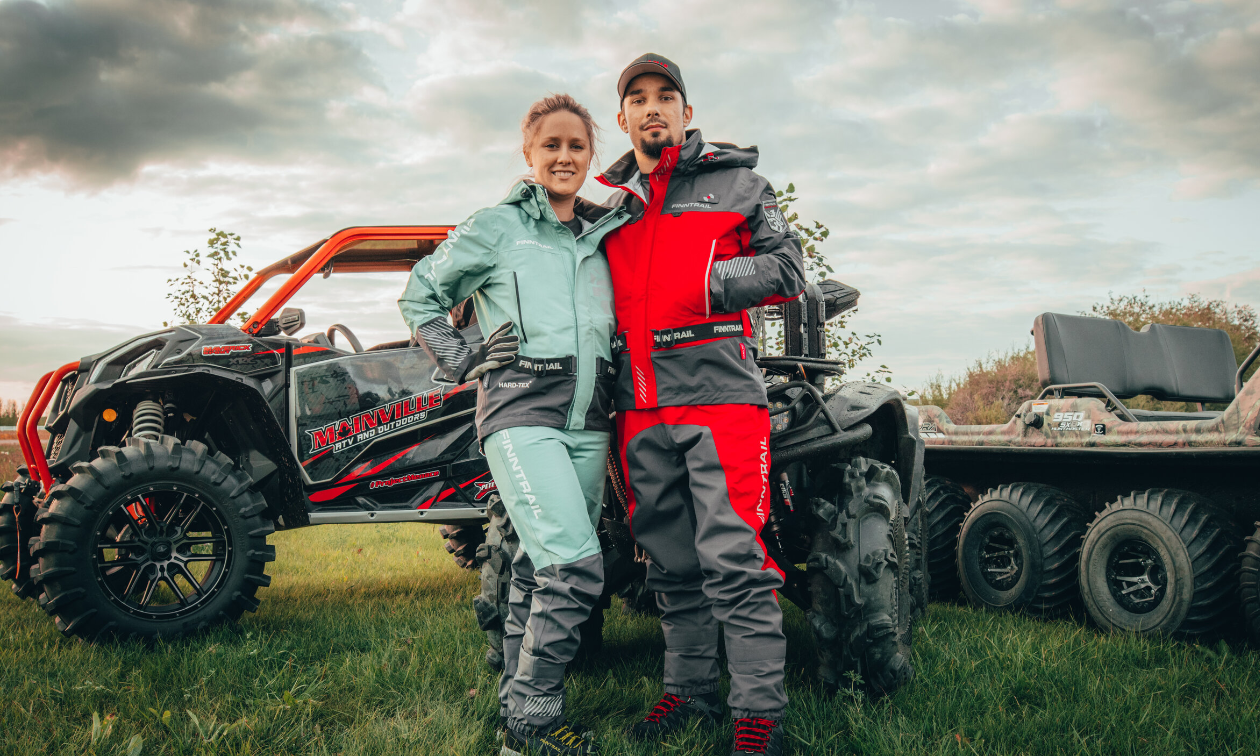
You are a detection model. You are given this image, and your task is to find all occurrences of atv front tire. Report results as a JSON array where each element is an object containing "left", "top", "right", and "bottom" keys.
[
  {"left": 922, "top": 476, "right": 968, "bottom": 600},
  {"left": 805, "top": 457, "right": 913, "bottom": 696},
  {"left": 1079, "top": 489, "right": 1237, "bottom": 638},
  {"left": 957, "top": 483, "right": 1086, "bottom": 617},
  {"left": 1, "top": 469, "right": 41, "bottom": 600},
  {"left": 31, "top": 436, "right": 275, "bottom": 641},
  {"left": 473, "top": 495, "right": 518, "bottom": 671},
  {"left": 439, "top": 523, "right": 488, "bottom": 570}
]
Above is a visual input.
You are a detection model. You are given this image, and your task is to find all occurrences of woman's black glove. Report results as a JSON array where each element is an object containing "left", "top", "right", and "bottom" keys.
[
  {"left": 459, "top": 321, "right": 519, "bottom": 381},
  {"left": 415, "top": 318, "right": 519, "bottom": 383}
]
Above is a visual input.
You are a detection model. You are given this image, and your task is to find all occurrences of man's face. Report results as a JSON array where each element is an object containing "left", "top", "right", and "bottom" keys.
[{"left": 617, "top": 73, "right": 693, "bottom": 160}]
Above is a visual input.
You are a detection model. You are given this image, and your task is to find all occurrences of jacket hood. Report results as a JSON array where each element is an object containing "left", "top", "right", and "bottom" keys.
[
  {"left": 501, "top": 179, "right": 613, "bottom": 224},
  {"left": 598, "top": 130, "right": 760, "bottom": 187}
]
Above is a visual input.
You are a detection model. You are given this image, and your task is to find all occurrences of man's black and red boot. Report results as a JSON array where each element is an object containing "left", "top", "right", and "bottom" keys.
[
  {"left": 628, "top": 692, "right": 722, "bottom": 740},
  {"left": 731, "top": 717, "right": 783, "bottom": 756},
  {"left": 500, "top": 720, "right": 598, "bottom": 755}
]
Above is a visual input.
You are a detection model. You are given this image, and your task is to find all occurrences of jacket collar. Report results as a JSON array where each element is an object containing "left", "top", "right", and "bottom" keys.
[
  {"left": 598, "top": 129, "right": 760, "bottom": 189},
  {"left": 502, "top": 179, "right": 613, "bottom": 224}
]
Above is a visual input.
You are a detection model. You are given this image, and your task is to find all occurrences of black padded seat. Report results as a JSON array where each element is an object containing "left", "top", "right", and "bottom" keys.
[
  {"left": 1128, "top": 409, "right": 1222, "bottom": 422},
  {"left": 1033, "top": 312, "right": 1237, "bottom": 404}
]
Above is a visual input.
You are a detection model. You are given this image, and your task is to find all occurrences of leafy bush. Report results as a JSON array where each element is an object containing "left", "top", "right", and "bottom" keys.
[
  {"left": 164, "top": 228, "right": 253, "bottom": 326},
  {"left": 915, "top": 349, "right": 1039, "bottom": 425}
]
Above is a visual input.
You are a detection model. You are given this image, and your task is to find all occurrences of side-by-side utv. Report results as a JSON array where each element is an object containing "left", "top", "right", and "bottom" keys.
[
  {"left": 0, "top": 227, "right": 926, "bottom": 697},
  {"left": 915, "top": 312, "right": 1260, "bottom": 641}
]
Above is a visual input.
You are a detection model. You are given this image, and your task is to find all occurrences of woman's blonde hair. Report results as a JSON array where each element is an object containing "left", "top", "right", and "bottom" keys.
[{"left": 520, "top": 93, "right": 600, "bottom": 166}]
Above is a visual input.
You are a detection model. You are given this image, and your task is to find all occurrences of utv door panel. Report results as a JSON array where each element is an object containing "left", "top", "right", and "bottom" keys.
[{"left": 292, "top": 349, "right": 468, "bottom": 483}]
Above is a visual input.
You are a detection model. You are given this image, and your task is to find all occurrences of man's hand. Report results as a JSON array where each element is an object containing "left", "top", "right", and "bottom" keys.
[{"left": 461, "top": 321, "right": 519, "bottom": 381}]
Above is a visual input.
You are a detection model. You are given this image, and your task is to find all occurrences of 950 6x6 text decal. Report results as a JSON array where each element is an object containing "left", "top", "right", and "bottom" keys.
[{"left": 307, "top": 387, "right": 444, "bottom": 455}]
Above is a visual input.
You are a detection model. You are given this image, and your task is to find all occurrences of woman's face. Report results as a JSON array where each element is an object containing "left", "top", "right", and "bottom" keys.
[{"left": 525, "top": 111, "right": 591, "bottom": 202}]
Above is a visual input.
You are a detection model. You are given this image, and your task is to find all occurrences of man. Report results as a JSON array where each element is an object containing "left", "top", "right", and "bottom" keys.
[{"left": 597, "top": 54, "right": 805, "bottom": 756}]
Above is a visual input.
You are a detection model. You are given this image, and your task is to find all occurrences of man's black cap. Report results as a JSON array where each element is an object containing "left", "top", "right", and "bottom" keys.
[{"left": 617, "top": 53, "right": 686, "bottom": 103}]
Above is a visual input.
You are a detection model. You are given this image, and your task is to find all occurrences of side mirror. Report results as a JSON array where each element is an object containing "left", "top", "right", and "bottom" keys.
[{"left": 278, "top": 307, "right": 306, "bottom": 336}]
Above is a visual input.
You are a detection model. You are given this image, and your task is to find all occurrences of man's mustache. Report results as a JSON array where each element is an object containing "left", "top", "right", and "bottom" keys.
[{"left": 639, "top": 120, "right": 668, "bottom": 132}]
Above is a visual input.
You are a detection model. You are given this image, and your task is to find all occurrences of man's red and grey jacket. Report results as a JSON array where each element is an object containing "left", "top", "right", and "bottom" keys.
[{"left": 597, "top": 129, "right": 806, "bottom": 411}]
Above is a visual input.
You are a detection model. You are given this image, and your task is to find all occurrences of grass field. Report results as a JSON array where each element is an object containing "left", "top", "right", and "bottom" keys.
[{"left": 2, "top": 523, "right": 1259, "bottom": 756}]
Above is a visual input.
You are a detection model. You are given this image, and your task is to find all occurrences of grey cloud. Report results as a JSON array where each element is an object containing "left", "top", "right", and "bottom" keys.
[
  {"left": 0, "top": 0, "right": 379, "bottom": 185},
  {"left": 0, "top": 314, "right": 145, "bottom": 382}
]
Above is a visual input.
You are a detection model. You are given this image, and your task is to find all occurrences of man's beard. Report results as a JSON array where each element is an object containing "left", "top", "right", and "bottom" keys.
[{"left": 637, "top": 130, "right": 677, "bottom": 159}]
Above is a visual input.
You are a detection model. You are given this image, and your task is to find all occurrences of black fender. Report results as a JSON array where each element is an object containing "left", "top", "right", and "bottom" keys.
[
  {"left": 824, "top": 382, "right": 925, "bottom": 513},
  {"left": 47, "top": 366, "right": 308, "bottom": 529}
]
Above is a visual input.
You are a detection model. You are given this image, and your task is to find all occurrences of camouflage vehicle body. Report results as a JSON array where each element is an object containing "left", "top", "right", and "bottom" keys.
[
  {"left": 0, "top": 232, "right": 924, "bottom": 698},
  {"left": 916, "top": 311, "right": 1260, "bottom": 641}
]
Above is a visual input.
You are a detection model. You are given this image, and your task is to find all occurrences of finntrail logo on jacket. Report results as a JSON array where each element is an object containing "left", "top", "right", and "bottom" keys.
[{"left": 306, "top": 388, "right": 444, "bottom": 455}]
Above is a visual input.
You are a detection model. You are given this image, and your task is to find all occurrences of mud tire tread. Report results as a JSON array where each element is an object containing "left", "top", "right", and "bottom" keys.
[
  {"left": 33, "top": 435, "right": 274, "bottom": 642},
  {"left": 0, "top": 469, "right": 41, "bottom": 600},
  {"left": 805, "top": 457, "right": 914, "bottom": 697},
  {"left": 922, "top": 476, "right": 967, "bottom": 600},
  {"left": 1080, "top": 489, "right": 1237, "bottom": 639}
]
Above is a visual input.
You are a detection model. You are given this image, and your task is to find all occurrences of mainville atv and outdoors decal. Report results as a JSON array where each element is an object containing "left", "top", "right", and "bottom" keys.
[
  {"left": 293, "top": 349, "right": 468, "bottom": 484},
  {"left": 306, "top": 388, "right": 443, "bottom": 455}
]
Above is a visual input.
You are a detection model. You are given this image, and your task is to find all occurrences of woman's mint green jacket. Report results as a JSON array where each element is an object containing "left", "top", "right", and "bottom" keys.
[{"left": 399, "top": 181, "right": 630, "bottom": 440}]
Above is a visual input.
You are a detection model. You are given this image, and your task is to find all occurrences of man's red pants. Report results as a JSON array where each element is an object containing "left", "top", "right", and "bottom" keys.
[{"left": 617, "top": 403, "right": 788, "bottom": 719}]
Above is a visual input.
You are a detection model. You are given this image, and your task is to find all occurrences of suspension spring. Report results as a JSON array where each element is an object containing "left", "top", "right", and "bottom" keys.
[{"left": 131, "top": 399, "right": 165, "bottom": 440}]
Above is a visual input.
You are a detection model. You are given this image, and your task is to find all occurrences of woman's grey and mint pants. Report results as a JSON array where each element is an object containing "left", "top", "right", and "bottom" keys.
[{"left": 483, "top": 426, "right": 609, "bottom": 731}]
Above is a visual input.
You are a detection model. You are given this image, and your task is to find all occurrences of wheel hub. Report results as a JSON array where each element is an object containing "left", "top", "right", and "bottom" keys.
[
  {"left": 1106, "top": 538, "right": 1166, "bottom": 614},
  {"left": 979, "top": 525, "right": 1023, "bottom": 591}
]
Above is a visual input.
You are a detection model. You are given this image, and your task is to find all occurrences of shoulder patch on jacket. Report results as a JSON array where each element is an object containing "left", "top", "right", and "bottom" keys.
[{"left": 761, "top": 200, "right": 787, "bottom": 233}]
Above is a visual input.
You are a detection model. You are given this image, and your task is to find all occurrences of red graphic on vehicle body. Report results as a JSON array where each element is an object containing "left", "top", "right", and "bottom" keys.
[
  {"left": 306, "top": 388, "right": 444, "bottom": 455},
  {"left": 202, "top": 344, "right": 252, "bottom": 356},
  {"left": 473, "top": 480, "right": 498, "bottom": 501}
]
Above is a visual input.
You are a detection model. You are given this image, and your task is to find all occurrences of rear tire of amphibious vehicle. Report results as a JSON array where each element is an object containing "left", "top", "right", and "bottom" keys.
[
  {"left": 30, "top": 436, "right": 275, "bottom": 641},
  {"left": 957, "top": 484, "right": 1087, "bottom": 617},
  {"left": 805, "top": 457, "right": 914, "bottom": 697},
  {"left": 922, "top": 476, "right": 968, "bottom": 601},
  {"left": 1, "top": 469, "right": 42, "bottom": 600},
  {"left": 1079, "top": 489, "right": 1237, "bottom": 639},
  {"left": 1241, "top": 523, "right": 1260, "bottom": 645}
]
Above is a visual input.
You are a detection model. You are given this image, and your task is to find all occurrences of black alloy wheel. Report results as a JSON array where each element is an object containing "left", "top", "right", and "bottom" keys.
[
  {"left": 92, "top": 485, "right": 233, "bottom": 620},
  {"left": 31, "top": 436, "right": 274, "bottom": 641},
  {"left": 978, "top": 525, "right": 1023, "bottom": 592},
  {"left": 1079, "top": 489, "right": 1237, "bottom": 638},
  {"left": 1105, "top": 539, "right": 1167, "bottom": 615},
  {"left": 957, "top": 483, "right": 1087, "bottom": 617}
]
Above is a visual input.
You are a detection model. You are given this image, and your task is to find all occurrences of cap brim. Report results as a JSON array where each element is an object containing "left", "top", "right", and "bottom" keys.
[{"left": 618, "top": 63, "right": 685, "bottom": 101}]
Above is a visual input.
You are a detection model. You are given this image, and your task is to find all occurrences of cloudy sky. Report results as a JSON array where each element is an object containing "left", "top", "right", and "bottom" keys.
[{"left": 1, "top": 0, "right": 1258, "bottom": 402}]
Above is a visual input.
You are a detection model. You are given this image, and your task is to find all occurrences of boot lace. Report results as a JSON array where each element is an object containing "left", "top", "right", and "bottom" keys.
[
  {"left": 643, "top": 693, "right": 684, "bottom": 723},
  {"left": 733, "top": 717, "right": 777, "bottom": 753},
  {"left": 546, "top": 722, "right": 587, "bottom": 748}
]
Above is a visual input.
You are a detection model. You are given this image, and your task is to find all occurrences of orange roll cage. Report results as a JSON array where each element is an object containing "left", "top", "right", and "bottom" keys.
[{"left": 19, "top": 225, "right": 455, "bottom": 493}]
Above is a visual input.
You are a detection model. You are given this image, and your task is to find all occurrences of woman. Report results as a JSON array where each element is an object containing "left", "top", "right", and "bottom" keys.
[{"left": 399, "top": 94, "right": 626, "bottom": 756}]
